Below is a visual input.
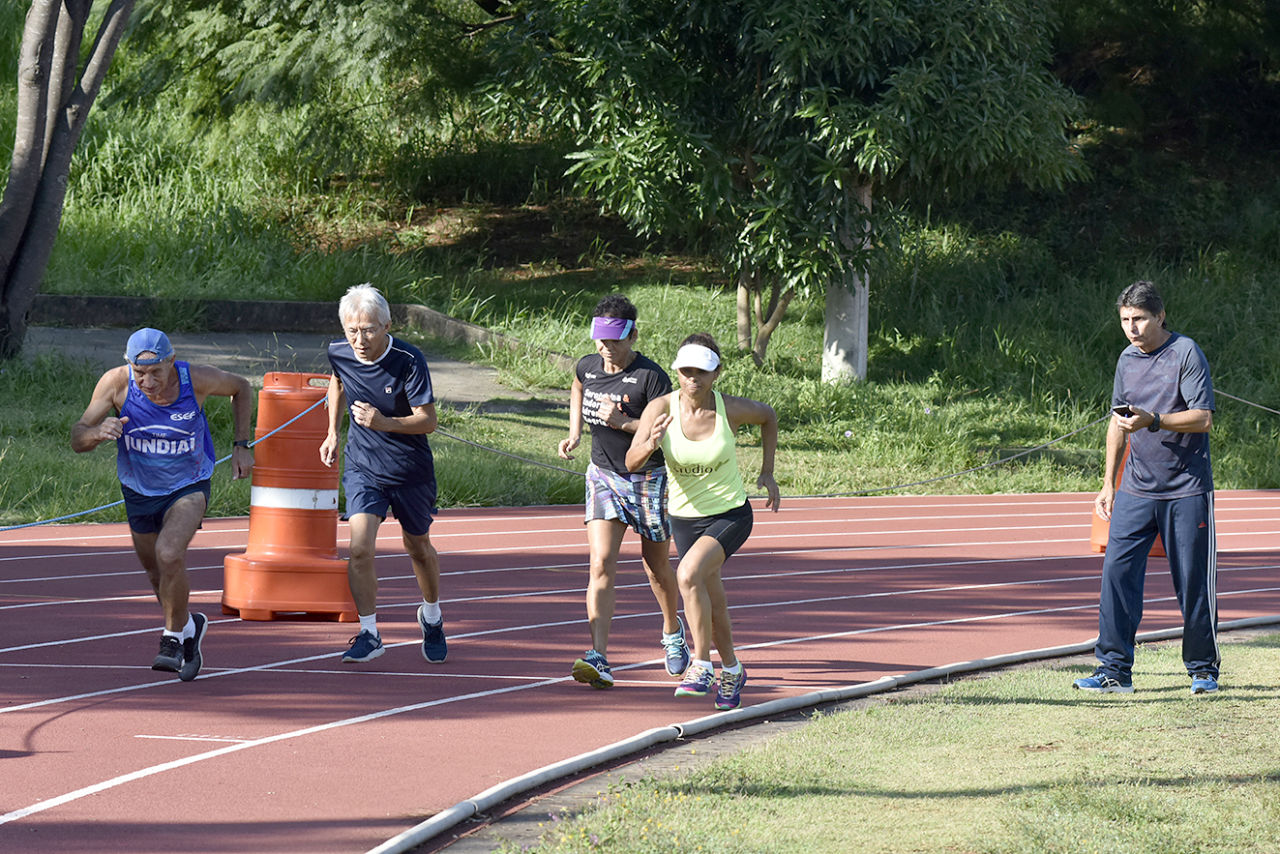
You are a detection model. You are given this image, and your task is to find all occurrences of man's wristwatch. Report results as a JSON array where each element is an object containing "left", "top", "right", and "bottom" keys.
[
  {"left": 233, "top": 439, "right": 251, "bottom": 448},
  {"left": 1147, "top": 413, "right": 1161, "bottom": 432}
]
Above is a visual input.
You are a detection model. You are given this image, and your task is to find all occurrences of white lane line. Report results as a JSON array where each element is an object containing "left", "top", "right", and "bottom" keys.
[{"left": 135, "top": 734, "right": 251, "bottom": 744}]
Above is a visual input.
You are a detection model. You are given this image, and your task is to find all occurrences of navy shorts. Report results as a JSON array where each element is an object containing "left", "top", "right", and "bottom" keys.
[
  {"left": 121, "top": 480, "right": 211, "bottom": 535},
  {"left": 343, "top": 467, "right": 437, "bottom": 536},
  {"left": 670, "top": 501, "right": 754, "bottom": 561}
]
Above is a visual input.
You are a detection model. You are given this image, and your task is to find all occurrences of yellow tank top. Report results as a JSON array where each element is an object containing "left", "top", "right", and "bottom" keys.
[{"left": 661, "top": 391, "right": 747, "bottom": 518}]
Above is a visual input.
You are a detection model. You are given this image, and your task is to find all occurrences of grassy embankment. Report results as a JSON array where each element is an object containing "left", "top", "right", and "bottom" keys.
[
  {"left": 3, "top": 88, "right": 1279, "bottom": 525},
  {"left": 494, "top": 633, "right": 1280, "bottom": 854}
]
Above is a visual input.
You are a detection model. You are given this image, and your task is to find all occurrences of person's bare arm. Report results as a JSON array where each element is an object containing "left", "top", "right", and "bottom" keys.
[{"left": 71, "top": 367, "right": 129, "bottom": 453}]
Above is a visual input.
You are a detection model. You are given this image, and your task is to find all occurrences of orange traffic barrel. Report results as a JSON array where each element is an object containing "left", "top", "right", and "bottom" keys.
[
  {"left": 1089, "top": 442, "right": 1165, "bottom": 556},
  {"left": 223, "top": 372, "right": 357, "bottom": 621}
]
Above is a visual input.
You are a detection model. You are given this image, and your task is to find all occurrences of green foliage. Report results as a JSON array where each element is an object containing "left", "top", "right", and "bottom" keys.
[
  {"left": 1056, "top": 0, "right": 1280, "bottom": 148},
  {"left": 484, "top": 0, "right": 1086, "bottom": 299}
]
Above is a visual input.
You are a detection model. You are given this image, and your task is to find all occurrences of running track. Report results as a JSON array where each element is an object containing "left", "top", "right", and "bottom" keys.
[{"left": 3, "top": 492, "right": 1280, "bottom": 853}]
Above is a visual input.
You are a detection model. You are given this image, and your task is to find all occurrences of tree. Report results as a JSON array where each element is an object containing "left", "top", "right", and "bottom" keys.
[
  {"left": 480, "top": 0, "right": 1086, "bottom": 380},
  {"left": 0, "top": 0, "right": 134, "bottom": 359}
]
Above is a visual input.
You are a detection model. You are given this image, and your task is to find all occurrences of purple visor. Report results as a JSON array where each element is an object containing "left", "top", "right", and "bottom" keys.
[{"left": 590, "top": 317, "right": 635, "bottom": 340}]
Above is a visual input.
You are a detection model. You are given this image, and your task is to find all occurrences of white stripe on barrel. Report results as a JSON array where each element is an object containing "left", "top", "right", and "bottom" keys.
[{"left": 250, "top": 486, "right": 339, "bottom": 511}]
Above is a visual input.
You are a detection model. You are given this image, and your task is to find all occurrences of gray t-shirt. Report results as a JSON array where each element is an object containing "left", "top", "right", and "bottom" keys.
[{"left": 1111, "top": 331, "right": 1214, "bottom": 497}]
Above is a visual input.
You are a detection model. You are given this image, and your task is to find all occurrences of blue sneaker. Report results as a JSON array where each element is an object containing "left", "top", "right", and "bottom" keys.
[
  {"left": 417, "top": 606, "right": 447, "bottom": 663},
  {"left": 1191, "top": 673, "right": 1219, "bottom": 695},
  {"left": 341, "top": 630, "right": 385, "bottom": 663},
  {"left": 179, "top": 612, "right": 207, "bottom": 682},
  {"left": 572, "top": 649, "right": 614, "bottom": 689},
  {"left": 675, "top": 662, "right": 716, "bottom": 698},
  {"left": 1072, "top": 670, "right": 1133, "bottom": 694},
  {"left": 715, "top": 666, "right": 747, "bottom": 711},
  {"left": 661, "top": 617, "right": 690, "bottom": 677}
]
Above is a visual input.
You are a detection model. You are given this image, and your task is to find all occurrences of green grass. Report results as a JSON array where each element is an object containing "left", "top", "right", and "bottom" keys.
[{"left": 496, "top": 634, "right": 1280, "bottom": 854}]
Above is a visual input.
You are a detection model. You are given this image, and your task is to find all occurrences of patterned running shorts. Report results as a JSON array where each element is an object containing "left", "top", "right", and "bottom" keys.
[{"left": 584, "top": 463, "right": 670, "bottom": 543}]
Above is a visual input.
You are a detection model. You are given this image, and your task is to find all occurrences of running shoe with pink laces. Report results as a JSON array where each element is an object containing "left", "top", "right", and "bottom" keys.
[
  {"left": 715, "top": 666, "right": 746, "bottom": 710},
  {"left": 675, "top": 662, "right": 716, "bottom": 697}
]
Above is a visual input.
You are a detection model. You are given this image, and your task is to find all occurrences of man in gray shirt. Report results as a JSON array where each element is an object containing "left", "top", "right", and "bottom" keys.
[{"left": 1074, "top": 281, "right": 1218, "bottom": 696}]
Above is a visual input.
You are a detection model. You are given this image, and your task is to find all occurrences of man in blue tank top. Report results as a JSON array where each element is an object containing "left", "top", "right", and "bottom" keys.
[
  {"left": 1073, "top": 281, "right": 1219, "bottom": 697},
  {"left": 72, "top": 328, "right": 254, "bottom": 681},
  {"left": 320, "top": 284, "right": 448, "bottom": 665}
]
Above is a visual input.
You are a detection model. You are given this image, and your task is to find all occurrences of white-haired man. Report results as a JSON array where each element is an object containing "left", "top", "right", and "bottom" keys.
[
  {"left": 72, "top": 327, "right": 254, "bottom": 681},
  {"left": 320, "top": 284, "right": 448, "bottom": 664}
]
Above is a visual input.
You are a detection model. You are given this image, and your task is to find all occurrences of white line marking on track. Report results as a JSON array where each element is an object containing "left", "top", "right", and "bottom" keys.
[{"left": 135, "top": 734, "right": 252, "bottom": 744}]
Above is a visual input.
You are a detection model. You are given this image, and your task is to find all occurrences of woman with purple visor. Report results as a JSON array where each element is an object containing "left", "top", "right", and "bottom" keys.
[{"left": 557, "top": 294, "right": 689, "bottom": 690}]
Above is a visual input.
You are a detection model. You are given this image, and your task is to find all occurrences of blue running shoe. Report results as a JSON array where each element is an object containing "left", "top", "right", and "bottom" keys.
[
  {"left": 342, "top": 630, "right": 385, "bottom": 663},
  {"left": 715, "top": 666, "right": 747, "bottom": 711},
  {"left": 417, "top": 606, "right": 448, "bottom": 663},
  {"left": 1191, "top": 673, "right": 1219, "bottom": 695},
  {"left": 1072, "top": 670, "right": 1133, "bottom": 694},
  {"left": 675, "top": 662, "right": 716, "bottom": 698},
  {"left": 179, "top": 612, "right": 207, "bottom": 682},
  {"left": 661, "top": 617, "right": 690, "bottom": 677},
  {"left": 572, "top": 649, "right": 614, "bottom": 689}
]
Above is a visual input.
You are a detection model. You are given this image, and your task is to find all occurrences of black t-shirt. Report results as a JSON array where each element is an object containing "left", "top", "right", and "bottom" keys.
[
  {"left": 576, "top": 351, "right": 671, "bottom": 474},
  {"left": 328, "top": 336, "right": 435, "bottom": 486}
]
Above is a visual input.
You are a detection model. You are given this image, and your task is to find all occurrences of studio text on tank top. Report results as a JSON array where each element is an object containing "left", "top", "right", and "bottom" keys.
[
  {"left": 661, "top": 391, "right": 747, "bottom": 518},
  {"left": 116, "top": 361, "right": 215, "bottom": 496}
]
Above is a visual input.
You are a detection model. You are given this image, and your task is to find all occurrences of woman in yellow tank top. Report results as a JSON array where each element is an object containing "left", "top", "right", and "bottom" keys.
[{"left": 626, "top": 333, "right": 779, "bottom": 710}]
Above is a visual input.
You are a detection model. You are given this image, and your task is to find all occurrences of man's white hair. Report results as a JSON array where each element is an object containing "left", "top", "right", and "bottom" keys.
[{"left": 339, "top": 283, "right": 391, "bottom": 325}]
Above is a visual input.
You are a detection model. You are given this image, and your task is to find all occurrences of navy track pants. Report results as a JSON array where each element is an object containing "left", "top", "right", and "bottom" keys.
[{"left": 1095, "top": 490, "right": 1219, "bottom": 680}]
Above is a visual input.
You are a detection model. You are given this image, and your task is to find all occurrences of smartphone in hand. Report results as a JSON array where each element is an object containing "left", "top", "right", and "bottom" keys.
[{"left": 1112, "top": 405, "right": 1134, "bottom": 417}]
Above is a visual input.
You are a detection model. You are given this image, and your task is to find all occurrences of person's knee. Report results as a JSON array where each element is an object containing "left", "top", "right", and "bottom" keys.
[
  {"left": 676, "top": 562, "right": 704, "bottom": 592},
  {"left": 347, "top": 539, "right": 378, "bottom": 567},
  {"left": 153, "top": 539, "right": 189, "bottom": 572}
]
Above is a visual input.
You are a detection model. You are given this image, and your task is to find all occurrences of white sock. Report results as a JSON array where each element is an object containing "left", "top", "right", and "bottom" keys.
[
  {"left": 693, "top": 659, "right": 714, "bottom": 672},
  {"left": 359, "top": 613, "right": 378, "bottom": 637},
  {"left": 722, "top": 661, "right": 743, "bottom": 675},
  {"left": 420, "top": 600, "right": 442, "bottom": 624},
  {"left": 179, "top": 614, "right": 196, "bottom": 641}
]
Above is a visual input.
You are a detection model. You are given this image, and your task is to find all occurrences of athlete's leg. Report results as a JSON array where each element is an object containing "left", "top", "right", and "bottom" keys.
[
  {"left": 346, "top": 513, "right": 383, "bottom": 617},
  {"left": 676, "top": 536, "right": 728, "bottom": 665},
  {"left": 144, "top": 491, "right": 205, "bottom": 631},
  {"left": 586, "top": 519, "right": 627, "bottom": 654},
  {"left": 639, "top": 536, "right": 681, "bottom": 635},
  {"left": 403, "top": 527, "right": 441, "bottom": 604}
]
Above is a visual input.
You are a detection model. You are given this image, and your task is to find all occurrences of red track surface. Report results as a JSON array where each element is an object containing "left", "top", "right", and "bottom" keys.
[{"left": 3, "top": 492, "right": 1280, "bottom": 853}]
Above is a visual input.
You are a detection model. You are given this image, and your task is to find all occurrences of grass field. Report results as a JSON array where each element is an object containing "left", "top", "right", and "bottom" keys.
[{"left": 494, "top": 632, "right": 1280, "bottom": 854}]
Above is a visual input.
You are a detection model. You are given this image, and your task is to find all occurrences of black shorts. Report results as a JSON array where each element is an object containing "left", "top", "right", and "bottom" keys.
[
  {"left": 670, "top": 501, "right": 753, "bottom": 561},
  {"left": 121, "top": 480, "right": 211, "bottom": 534}
]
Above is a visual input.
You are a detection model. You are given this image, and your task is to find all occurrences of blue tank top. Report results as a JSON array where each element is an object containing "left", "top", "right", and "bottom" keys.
[{"left": 117, "top": 361, "right": 215, "bottom": 496}]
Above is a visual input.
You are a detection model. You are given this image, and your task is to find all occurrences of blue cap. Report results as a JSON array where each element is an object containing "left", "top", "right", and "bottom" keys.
[{"left": 124, "top": 328, "right": 174, "bottom": 365}]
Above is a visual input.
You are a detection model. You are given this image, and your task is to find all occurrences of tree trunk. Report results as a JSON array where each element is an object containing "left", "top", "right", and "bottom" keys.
[
  {"left": 751, "top": 284, "right": 795, "bottom": 367},
  {"left": 735, "top": 266, "right": 753, "bottom": 352},
  {"left": 821, "top": 183, "right": 873, "bottom": 384},
  {"left": 0, "top": 0, "right": 134, "bottom": 360}
]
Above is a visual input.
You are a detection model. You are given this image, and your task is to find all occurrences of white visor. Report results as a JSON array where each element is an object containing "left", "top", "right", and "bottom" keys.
[{"left": 671, "top": 344, "right": 720, "bottom": 372}]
